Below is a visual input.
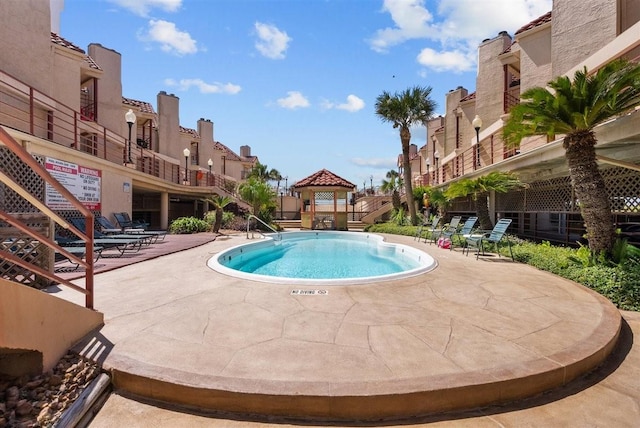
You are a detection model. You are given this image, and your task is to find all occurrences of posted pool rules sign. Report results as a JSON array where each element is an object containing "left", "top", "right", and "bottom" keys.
[{"left": 44, "top": 157, "right": 102, "bottom": 210}]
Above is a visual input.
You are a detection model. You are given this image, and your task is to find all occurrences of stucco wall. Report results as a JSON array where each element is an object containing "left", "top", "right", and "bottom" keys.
[
  {"left": 88, "top": 43, "right": 124, "bottom": 136},
  {"left": 476, "top": 32, "right": 513, "bottom": 123},
  {"left": 0, "top": 0, "right": 53, "bottom": 97},
  {"left": 157, "top": 91, "right": 181, "bottom": 160},
  {"left": 0, "top": 278, "right": 103, "bottom": 373},
  {"left": 551, "top": 0, "right": 617, "bottom": 76}
]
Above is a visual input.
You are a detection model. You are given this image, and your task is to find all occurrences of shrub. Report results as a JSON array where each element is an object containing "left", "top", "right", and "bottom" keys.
[{"left": 169, "top": 216, "right": 210, "bottom": 234}]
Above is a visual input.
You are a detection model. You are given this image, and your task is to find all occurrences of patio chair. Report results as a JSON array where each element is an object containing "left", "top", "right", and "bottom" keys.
[
  {"left": 96, "top": 215, "right": 143, "bottom": 235},
  {"left": 415, "top": 215, "right": 441, "bottom": 242},
  {"left": 113, "top": 212, "right": 150, "bottom": 230},
  {"left": 68, "top": 218, "right": 151, "bottom": 251},
  {"left": 449, "top": 216, "right": 478, "bottom": 250},
  {"left": 113, "top": 212, "right": 167, "bottom": 242},
  {"left": 463, "top": 218, "right": 514, "bottom": 260},
  {"left": 55, "top": 245, "right": 103, "bottom": 270},
  {"left": 433, "top": 215, "right": 462, "bottom": 246}
]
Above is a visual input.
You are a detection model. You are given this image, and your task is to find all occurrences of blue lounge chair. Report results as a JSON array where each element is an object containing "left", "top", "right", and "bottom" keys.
[
  {"left": 463, "top": 218, "right": 514, "bottom": 260},
  {"left": 415, "top": 215, "right": 441, "bottom": 243},
  {"left": 433, "top": 215, "right": 462, "bottom": 246},
  {"left": 449, "top": 216, "right": 478, "bottom": 250}
]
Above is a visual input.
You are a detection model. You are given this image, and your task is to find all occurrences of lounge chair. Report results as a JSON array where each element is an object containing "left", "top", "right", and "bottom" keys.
[
  {"left": 433, "top": 215, "right": 462, "bottom": 246},
  {"left": 55, "top": 245, "right": 103, "bottom": 270},
  {"left": 113, "top": 212, "right": 167, "bottom": 241},
  {"left": 67, "top": 218, "right": 150, "bottom": 252},
  {"left": 463, "top": 218, "right": 514, "bottom": 260},
  {"left": 449, "top": 216, "right": 478, "bottom": 250},
  {"left": 415, "top": 215, "right": 441, "bottom": 242},
  {"left": 96, "top": 215, "right": 143, "bottom": 234}
]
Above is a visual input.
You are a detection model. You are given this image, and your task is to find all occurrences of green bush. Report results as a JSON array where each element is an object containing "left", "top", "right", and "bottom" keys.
[{"left": 169, "top": 216, "right": 210, "bottom": 234}]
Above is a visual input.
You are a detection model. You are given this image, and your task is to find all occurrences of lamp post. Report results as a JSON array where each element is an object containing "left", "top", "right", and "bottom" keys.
[
  {"left": 472, "top": 114, "right": 482, "bottom": 168},
  {"left": 425, "top": 157, "right": 430, "bottom": 184},
  {"left": 434, "top": 150, "right": 439, "bottom": 184},
  {"left": 370, "top": 175, "right": 373, "bottom": 193},
  {"left": 125, "top": 109, "right": 136, "bottom": 164},
  {"left": 280, "top": 192, "right": 284, "bottom": 219},
  {"left": 285, "top": 176, "right": 288, "bottom": 195},
  {"left": 207, "top": 158, "right": 213, "bottom": 185},
  {"left": 183, "top": 148, "right": 190, "bottom": 183}
]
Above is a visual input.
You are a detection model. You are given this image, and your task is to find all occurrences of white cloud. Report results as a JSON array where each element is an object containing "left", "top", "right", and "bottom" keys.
[
  {"left": 337, "top": 95, "right": 365, "bottom": 112},
  {"left": 254, "top": 22, "right": 291, "bottom": 59},
  {"left": 108, "top": 0, "right": 181, "bottom": 17},
  {"left": 277, "top": 91, "right": 310, "bottom": 109},
  {"left": 321, "top": 95, "right": 365, "bottom": 112},
  {"left": 369, "top": 0, "right": 552, "bottom": 72},
  {"left": 416, "top": 48, "right": 475, "bottom": 73},
  {"left": 140, "top": 19, "right": 198, "bottom": 56},
  {"left": 164, "top": 78, "right": 241, "bottom": 94}
]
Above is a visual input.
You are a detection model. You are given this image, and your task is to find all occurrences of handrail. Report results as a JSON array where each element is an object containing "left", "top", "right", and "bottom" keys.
[
  {"left": 0, "top": 126, "right": 95, "bottom": 309},
  {"left": 246, "top": 214, "right": 281, "bottom": 240}
]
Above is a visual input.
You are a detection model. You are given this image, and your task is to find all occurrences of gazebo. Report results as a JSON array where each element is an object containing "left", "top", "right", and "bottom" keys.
[{"left": 293, "top": 169, "right": 356, "bottom": 230}]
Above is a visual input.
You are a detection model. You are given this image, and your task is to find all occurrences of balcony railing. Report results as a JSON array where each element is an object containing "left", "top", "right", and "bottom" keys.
[{"left": 0, "top": 69, "right": 225, "bottom": 190}]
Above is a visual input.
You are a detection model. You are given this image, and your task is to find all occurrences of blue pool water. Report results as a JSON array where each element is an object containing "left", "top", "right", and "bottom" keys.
[{"left": 208, "top": 231, "right": 436, "bottom": 285}]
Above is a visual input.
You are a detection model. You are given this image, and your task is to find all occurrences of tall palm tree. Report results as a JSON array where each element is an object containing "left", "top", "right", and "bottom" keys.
[
  {"left": 205, "top": 194, "right": 232, "bottom": 233},
  {"left": 380, "top": 169, "right": 403, "bottom": 211},
  {"left": 445, "top": 171, "right": 525, "bottom": 230},
  {"left": 504, "top": 59, "right": 640, "bottom": 257},
  {"left": 375, "top": 86, "right": 437, "bottom": 225}
]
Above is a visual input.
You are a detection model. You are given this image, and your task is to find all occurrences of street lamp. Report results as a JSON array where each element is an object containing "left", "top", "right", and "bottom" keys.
[
  {"left": 207, "top": 158, "right": 213, "bottom": 185},
  {"left": 434, "top": 150, "right": 440, "bottom": 184},
  {"left": 125, "top": 109, "right": 136, "bottom": 164},
  {"left": 183, "top": 148, "right": 190, "bottom": 183},
  {"left": 285, "top": 176, "right": 288, "bottom": 195},
  {"left": 280, "top": 191, "right": 284, "bottom": 219},
  {"left": 370, "top": 175, "right": 373, "bottom": 193},
  {"left": 425, "top": 157, "right": 431, "bottom": 184},
  {"left": 472, "top": 114, "right": 482, "bottom": 168}
]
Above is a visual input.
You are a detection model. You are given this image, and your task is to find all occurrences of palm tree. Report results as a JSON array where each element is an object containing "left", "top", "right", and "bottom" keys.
[
  {"left": 238, "top": 177, "right": 276, "bottom": 220},
  {"left": 375, "top": 86, "right": 437, "bottom": 225},
  {"left": 380, "top": 169, "right": 403, "bottom": 211},
  {"left": 504, "top": 58, "right": 640, "bottom": 257},
  {"left": 445, "top": 171, "right": 525, "bottom": 230},
  {"left": 205, "top": 194, "right": 232, "bottom": 233}
]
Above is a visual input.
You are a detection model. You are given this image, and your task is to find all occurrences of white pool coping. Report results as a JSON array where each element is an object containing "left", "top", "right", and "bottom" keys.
[{"left": 207, "top": 230, "right": 437, "bottom": 285}]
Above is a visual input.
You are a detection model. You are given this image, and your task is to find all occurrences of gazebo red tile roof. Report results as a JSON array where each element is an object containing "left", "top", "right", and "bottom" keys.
[{"left": 294, "top": 169, "right": 355, "bottom": 189}]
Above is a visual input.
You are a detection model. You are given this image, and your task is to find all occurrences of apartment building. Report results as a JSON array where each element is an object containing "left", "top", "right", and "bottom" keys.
[
  {"left": 410, "top": 0, "right": 640, "bottom": 245},
  {"left": 0, "top": 0, "right": 255, "bottom": 231}
]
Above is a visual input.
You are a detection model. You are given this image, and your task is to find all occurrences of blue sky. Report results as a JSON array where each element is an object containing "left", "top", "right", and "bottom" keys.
[{"left": 59, "top": 0, "right": 551, "bottom": 189}]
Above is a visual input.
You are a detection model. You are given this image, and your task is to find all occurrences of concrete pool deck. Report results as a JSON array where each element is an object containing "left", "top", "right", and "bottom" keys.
[{"left": 48, "top": 231, "right": 626, "bottom": 424}]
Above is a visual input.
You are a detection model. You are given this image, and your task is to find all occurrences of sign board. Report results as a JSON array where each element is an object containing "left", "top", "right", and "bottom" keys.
[{"left": 44, "top": 157, "right": 101, "bottom": 210}]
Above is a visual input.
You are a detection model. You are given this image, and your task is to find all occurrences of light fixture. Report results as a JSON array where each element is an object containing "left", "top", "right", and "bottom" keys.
[
  {"left": 183, "top": 148, "right": 190, "bottom": 183},
  {"left": 125, "top": 109, "right": 137, "bottom": 163},
  {"left": 207, "top": 158, "right": 213, "bottom": 184},
  {"left": 472, "top": 114, "right": 482, "bottom": 167}
]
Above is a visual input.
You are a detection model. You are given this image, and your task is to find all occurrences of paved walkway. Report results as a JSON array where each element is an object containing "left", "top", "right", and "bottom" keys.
[{"left": 46, "top": 231, "right": 638, "bottom": 426}]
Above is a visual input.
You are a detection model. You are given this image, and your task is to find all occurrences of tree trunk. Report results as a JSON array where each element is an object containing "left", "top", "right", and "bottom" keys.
[
  {"left": 563, "top": 130, "right": 615, "bottom": 256},
  {"left": 213, "top": 207, "right": 223, "bottom": 233},
  {"left": 400, "top": 127, "right": 417, "bottom": 225},
  {"left": 475, "top": 192, "right": 493, "bottom": 230}
]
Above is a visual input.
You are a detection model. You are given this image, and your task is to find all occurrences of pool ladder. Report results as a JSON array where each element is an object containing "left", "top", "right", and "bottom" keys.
[{"left": 246, "top": 215, "right": 282, "bottom": 241}]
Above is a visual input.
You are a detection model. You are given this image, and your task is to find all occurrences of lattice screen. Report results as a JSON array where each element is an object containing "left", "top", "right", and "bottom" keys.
[
  {"left": 603, "top": 167, "right": 640, "bottom": 213},
  {"left": 0, "top": 148, "right": 45, "bottom": 212}
]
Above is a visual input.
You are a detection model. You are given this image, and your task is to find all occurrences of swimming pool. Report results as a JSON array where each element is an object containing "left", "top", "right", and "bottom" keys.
[{"left": 208, "top": 231, "right": 436, "bottom": 285}]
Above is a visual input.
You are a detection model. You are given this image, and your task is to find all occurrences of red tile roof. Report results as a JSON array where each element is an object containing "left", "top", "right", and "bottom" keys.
[
  {"left": 122, "top": 97, "right": 156, "bottom": 115},
  {"left": 294, "top": 169, "right": 355, "bottom": 189},
  {"left": 515, "top": 11, "right": 552, "bottom": 35},
  {"left": 180, "top": 126, "right": 199, "bottom": 138},
  {"left": 51, "top": 32, "right": 102, "bottom": 71},
  {"left": 213, "top": 141, "right": 242, "bottom": 161},
  {"left": 460, "top": 92, "right": 476, "bottom": 103}
]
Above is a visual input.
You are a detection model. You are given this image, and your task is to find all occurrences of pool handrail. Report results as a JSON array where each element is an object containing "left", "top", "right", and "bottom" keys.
[{"left": 246, "top": 214, "right": 282, "bottom": 241}]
